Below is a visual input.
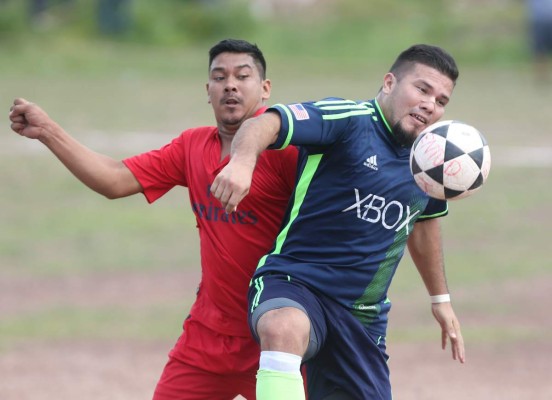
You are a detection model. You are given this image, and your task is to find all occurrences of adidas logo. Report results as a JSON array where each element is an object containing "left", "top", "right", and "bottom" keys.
[{"left": 363, "top": 155, "right": 378, "bottom": 170}]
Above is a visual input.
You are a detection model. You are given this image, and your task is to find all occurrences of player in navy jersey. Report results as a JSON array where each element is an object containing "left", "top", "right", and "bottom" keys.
[{"left": 211, "top": 44, "right": 466, "bottom": 399}]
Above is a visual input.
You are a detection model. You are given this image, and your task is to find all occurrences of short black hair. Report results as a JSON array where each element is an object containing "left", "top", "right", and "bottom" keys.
[
  {"left": 389, "top": 44, "right": 459, "bottom": 84},
  {"left": 208, "top": 39, "right": 267, "bottom": 79}
]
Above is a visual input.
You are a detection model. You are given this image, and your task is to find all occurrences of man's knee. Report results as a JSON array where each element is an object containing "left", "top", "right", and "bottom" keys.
[{"left": 257, "top": 306, "right": 310, "bottom": 355}]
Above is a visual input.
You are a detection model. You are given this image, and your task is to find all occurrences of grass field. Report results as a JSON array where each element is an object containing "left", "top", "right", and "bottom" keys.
[{"left": 1, "top": 7, "right": 551, "bottom": 398}]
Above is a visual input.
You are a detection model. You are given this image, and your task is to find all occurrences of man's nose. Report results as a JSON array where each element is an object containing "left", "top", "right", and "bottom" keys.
[
  {"left": 420, "top": 99, "right": 435, "bottom": 112},
  {"left": 224, "top": 77, "right": 238, "bottom": 91}
]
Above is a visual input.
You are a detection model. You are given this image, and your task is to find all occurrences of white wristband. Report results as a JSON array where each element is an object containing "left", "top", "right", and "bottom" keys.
[{"left": 430, "top": 294, "right": 451, "bottom": 304}]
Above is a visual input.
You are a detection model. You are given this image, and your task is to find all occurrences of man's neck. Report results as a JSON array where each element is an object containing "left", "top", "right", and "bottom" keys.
[{"left": 218, "top": 129, "right": 235, "bottom": 161}]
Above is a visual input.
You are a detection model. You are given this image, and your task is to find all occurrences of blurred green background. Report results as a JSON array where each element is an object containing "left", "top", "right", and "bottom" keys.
[{"left": 1, "top": 0, "right": 551, "bottom": 399}]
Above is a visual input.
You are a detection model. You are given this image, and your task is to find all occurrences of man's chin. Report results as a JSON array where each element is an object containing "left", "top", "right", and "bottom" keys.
[
  {"left": 220, "top": 110, "right": 244, "bottom": 124},
  {"left": 222, "top": 118, "right": 242, "bottom": 127},
  {"left": 392, "top": 123, "right": 417, "bottom": 147},
  {"left": 220, "top": 117, "right": 245, "bottom": 133}
]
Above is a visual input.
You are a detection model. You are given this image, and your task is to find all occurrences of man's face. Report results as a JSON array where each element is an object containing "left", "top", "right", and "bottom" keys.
[
  {"left": 381, "top": 63, "right": 454, "bottom": 147},
  {"left": 207, "top": 52, "right": 271, "bottom": 133}
]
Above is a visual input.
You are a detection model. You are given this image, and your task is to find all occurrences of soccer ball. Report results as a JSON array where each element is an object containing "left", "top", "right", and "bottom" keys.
[{"left": 409, "top": 120, "right": 491, "bottom": 200}]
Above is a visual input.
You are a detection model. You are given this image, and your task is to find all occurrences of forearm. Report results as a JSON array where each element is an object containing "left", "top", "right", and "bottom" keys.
[
  {"left": 10, "top": 98, "right": 140, "bottom": 198},
  {"left": 39, "top": 122, "right": 140, "bottom": 199},
  {"left": 230, "top": 112, "right": 280, "bottom": 167},
  {"left": 408, "top": 218, "right": 449, "bottom": 296},
  {"left": 409, "top": 218, "right": 465, "bottom": 363}
]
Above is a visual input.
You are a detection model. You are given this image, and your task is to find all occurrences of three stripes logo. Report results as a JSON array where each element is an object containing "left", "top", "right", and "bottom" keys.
[
  {"left": 363, "top": 155, "right": 378, "bottom": 171},
  {"left": 250, "top": 276, "right": 264, "bottom": 312}
]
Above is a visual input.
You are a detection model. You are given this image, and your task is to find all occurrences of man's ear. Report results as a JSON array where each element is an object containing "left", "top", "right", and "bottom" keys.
[
  {"left": 381, "top": 72, "right": 396, "bottom": 95},
  {"left": 262, "top": 79, "right": 272, "bottom": 102}
]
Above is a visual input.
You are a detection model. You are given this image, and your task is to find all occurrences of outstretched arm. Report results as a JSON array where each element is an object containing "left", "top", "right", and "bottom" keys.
[
  {"left": 9, "top": 98, "right": 142, "bottom": 199},
  {"left": 407, "top": 218, "right": 466, "bottom": 364},
  {"left": 211, "top": 111, "right": 281, "bottom": 213}
]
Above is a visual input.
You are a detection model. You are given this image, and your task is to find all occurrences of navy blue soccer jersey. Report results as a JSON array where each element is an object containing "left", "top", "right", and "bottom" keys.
[{"left": 254, "top": 98, "right": 448, "bottom": 332}]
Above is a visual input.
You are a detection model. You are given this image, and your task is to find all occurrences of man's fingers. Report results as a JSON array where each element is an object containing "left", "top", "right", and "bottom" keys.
[
  {"left": 9, "top": 114, "right": 25, "bottom": 124},
  {"left": 11, "top": 122, "right": 24, "bottom": 134},
  {"left": 13, "top": 98, "right": 29, "bottom": 107},
  {"left": 225, "top": 189, "right": 248, "bottom": 214},
  {"left": 211, "top": 162, "right": 254, "bottom": 214},
  {"left": 210, "top": 178, "right": 227, "bottom": 202},
  {"left": 210, "top": 180, "right": 220, "bottom": 197},
  {"left": 453, "top": 329, "right": 465, "bottom": 363},
  {"left": 445, "top": 321, "right": 465, "bottom": 364},
  {"left": 10, "top": 98, "right": 29, "bottom": 115},
  {"left": 9, "top": 105, "right": 21, "bottom": 119},
  {"left": 9, "top": 100, "right": 33, "bottom": 128},
  {"left": 225, "top": 202, "right": 237, "bottom": 214},
  {"left": 218, "top": 186, "right": 245, "bottom": 214},
  {"left": 211, "top": 179, "right": 238, "bottom": 213},
  {"left": 216, "top": 187, "right": 231, "bottom": 210}
]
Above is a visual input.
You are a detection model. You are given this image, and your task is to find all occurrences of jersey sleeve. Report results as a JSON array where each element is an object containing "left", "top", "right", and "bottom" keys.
[
  {"left": 268, "top": 98, "right": 373, "bottom": 150},
  {"left": 418, "top": 198, "right": 448, "bottom": 221},
  {"left": 123, "top": 133, "right": 189, "bottom": 203}
]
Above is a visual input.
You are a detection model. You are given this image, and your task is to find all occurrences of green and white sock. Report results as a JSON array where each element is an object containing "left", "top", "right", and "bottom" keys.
[{"left": 256, "top": 351, "right": 304, "bottom": 400}]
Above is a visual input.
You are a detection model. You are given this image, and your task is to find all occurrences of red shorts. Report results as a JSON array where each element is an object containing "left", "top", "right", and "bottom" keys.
[{"left": 153, "top": 317, "right": 259, "bottom": 400}]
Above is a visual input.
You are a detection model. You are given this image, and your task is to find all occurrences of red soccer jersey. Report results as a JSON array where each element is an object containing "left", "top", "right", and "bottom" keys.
[{"left": 123, "top": 114, "right": 298, "bottom": 337}]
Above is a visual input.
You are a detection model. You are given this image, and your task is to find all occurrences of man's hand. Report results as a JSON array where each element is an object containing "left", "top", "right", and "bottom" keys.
[
  {"left": 431, "top": 301, "right": 465, "bottom": 363},
  {"left": 211, "top": 160, "right": 255, "bottom": 214},
  {"left": 9, "top": 98, "right": 53, "bottom": 140},
  {"left": 211, "top": 112, "right": 282, "bottom": 213}
]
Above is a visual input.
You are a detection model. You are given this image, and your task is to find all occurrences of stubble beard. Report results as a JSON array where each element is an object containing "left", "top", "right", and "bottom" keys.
[
  {"left": 391, "top": 120, "right": 418, "bottom": 148},
  {"left": 220, "top": 109, "right": 246, "bottom": 132}
]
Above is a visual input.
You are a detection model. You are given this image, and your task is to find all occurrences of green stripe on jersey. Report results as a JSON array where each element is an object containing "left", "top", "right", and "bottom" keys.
[
  {"left": 315, "top": 99, "right": 374, "bottom": 112},
  {"left": 314, "top": 99, "right": 376, "bottom": 120},
  {"left": 374, "top": 99, "right": 393, "bottom": 135},
  {"left": 322, "top": 109, "right": 374, "bottom": 120},
  {"left": 352, "top": 227, "right": 407, "bottom": 325},
  {"left": 319, "top": 105, "right": 371, "bottom": 111},
  {"left": 250, "top": 276, "right": 264, "bottom": 312},
  {"left": 257, "top": 154, "right": 323, "bottom": 268},
  {"left": 351, "top": 196, "right": 424, "bottom": 326},
  {"left": 274, "top": 104, "right": 294, "bottom": 150},
  {"left": 418, "top": 202, "right": 449, "bottom": 220},
  {"left": 314, "top": 99, "right": 358, "bottom": 106}
]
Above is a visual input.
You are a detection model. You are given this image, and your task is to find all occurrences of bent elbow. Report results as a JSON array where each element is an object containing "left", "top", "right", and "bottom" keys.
[
  {"left": 102, "top": 191, "right": 122, "bottom": 200},
  {"left": 96, "top": 184, "right": 133, "bottom": 200}
]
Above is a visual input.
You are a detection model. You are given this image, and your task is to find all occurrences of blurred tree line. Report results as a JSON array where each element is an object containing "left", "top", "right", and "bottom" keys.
[
  {"left": 0, "top": 0, "right": 528, "bottom": 65},
  {"left": 0, "top": 0, "right": 257, "bottom": 44}
]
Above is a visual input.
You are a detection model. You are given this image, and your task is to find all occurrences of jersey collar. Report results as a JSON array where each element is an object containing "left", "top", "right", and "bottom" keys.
[
  {"left": 373, "top": 98, "right": 394, "bottom": 138},
  {"left": 373, "top": 98, "right": 411, "bottom": 156},
  {"left": 254, "top": 105, "right": 268, "bottom": 117}
]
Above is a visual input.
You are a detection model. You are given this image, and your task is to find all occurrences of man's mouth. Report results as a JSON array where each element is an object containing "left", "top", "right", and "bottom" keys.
[
  {"left": 223, "top": 97, "right": 240, "bottom": 105},
  {"left": 410, "top": 113, "right": 427, "bottom": 124}
]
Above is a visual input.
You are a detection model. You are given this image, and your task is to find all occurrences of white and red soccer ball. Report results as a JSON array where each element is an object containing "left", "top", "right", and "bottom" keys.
[{"left": 409, "top": 120, "right": 491, "bottom": 200}]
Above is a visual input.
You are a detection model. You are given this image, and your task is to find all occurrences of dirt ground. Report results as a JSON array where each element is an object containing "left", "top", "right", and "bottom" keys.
[{"left": 1, "top": 269, "right": 550, "bottom": 400}]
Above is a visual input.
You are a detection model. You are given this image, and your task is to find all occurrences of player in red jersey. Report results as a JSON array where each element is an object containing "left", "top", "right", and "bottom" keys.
[{"left": 9, "top": 39, "right": 298, "bottom": 399}]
